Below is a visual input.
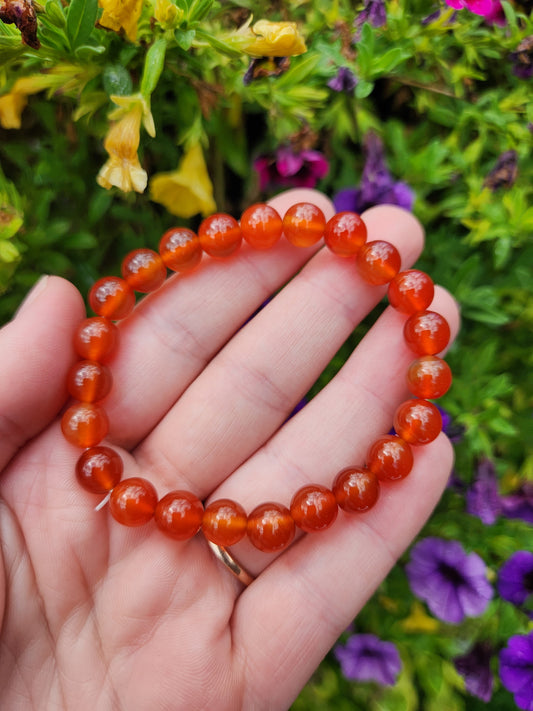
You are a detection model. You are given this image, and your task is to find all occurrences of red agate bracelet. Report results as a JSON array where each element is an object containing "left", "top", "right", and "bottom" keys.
[{"left": 61, "top": 202, "right": 452, "bottom": 555}]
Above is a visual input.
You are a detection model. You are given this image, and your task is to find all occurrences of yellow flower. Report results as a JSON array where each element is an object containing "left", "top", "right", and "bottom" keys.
[
  {"left": 154, "top": 0, "right": 183, "bottom": 29},
  {"left": 98, "top": 0, "right": 143, "bottom": 42},
  {"left": 243, "top": 19, "right": 307, "bottom": 58},
  {"left": 97, "top": 95, "right": 154, "bottom": 194},
  {"left": 400, "top": 601, "right": 441, "bottom": 633},
  {"left": 149, "top": 144, "right": 216, "bottom": 218},
  {"left": 0, "top": 75, "right": 52, "bottom": 129}
]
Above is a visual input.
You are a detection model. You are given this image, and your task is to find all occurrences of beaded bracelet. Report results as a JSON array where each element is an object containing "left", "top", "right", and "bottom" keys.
[{"left": 61, "top": 202, "right": 452, "bottom": 557}]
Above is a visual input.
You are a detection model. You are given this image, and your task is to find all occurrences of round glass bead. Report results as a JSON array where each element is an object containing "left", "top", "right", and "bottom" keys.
[
  {"left": 109, "top": 477, "right": 158, "bottom": 527},
  {"left": 290, "top": 484, "right": 338, "bottom": 533},
  {"left": 88, "top": 276, "right": 135, "bottom": 321},
  {"left": 121, "top": 248, "right": 166, "bottom": 293},
  {"left": 247, "top": 502, "right": 295, "bottom": 552},
  {"left": 159, "top": 227, "right": 203, "bottom": 272},
  {"left": 393, "top": 399, "right": 442, "bottom": 445},
  {"left": 61, "top": 402, "right": 109, "bottom": 448},
  {"left": 282, "top": 202, "right": 326, "bottom": 247},
  {"left": 198, "top": 213, "right": 242, "bottom": 258},
  {"left": 324, "top": 211, "right": 367, "bottom": 257},
  {"left": 67, "top": 360, "right": 112, "bottom": 402},
  {"left": 404, "top": 310, "right": 451, "bottom": 355},
  {"left": 240, "top": 203, "right": 283, "bottom": 250},
  {"left": 356, "top": 240, "right": 401, "bottom": 285},
  {"left": 407, "top": 355, "right": 452, "bottom": 399},
  {"left": 387, "top": 270, "right": 435, "bottom": 315},
  {"left": 75, "top": 446, "right": 123, "bottom": 494},
  {"left": 202, "top": 498, "right": 248, "bottom": 547},
  {"left": 332, "top": 467, "right": 380, "bottom": 513},
  {"left": 366, "top": 435, "right": 413, "bottom": 481},
  {"left": 155, "top": 490, "right": 204, "bottom": 540},
  {"left": 73, "top": 317, "right": 118, "bottom": 362}
]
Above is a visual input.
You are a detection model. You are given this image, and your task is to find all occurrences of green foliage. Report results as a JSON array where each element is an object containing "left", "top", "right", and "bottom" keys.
[{"left": 1, "top": 0, "right": 533, "bottom": 708}]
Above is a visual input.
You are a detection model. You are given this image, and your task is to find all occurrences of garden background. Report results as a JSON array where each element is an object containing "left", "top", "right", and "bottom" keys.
[{"left": 1, "top": 0, "right": 532, "bottom": 708}]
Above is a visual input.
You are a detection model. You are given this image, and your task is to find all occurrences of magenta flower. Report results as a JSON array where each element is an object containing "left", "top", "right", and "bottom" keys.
[
  {"left": 445, "top": 0, "right": 505, "bottom": 24},
  {"left": 499, "top": 631, "right": 533, "bottom": 710},
  {"left": 498, "top": 551, "right": 533, "bottom": 618},
  {"left": 334, "top": 633, "right": 401, "bottom": 686},
  {"left": 333, "top": 132, "right": 414, "bottom": 214},
  {"left": 466, "top": 458, "right": 502, "bottom": 525},
  {"left": 253, "top": 146, "right": 329, "bottom": 191},
  {"left": 405, "top": 537, "right": 493, "bottom": 623},
  {"left": 454, "top": 641, "right": 494, "bottom": 702}
]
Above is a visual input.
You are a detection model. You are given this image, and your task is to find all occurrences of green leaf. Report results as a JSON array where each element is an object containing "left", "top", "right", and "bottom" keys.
[
  {"left": 0, "top": 36, "right": 27, "bottom": 64},
  {"left": 355, "top": 80, "right": 374, "bottom": 99},
  {"left": 74, "top": 43, "right": 106, "bottom": 60},
  {"left": 175, "top": 28, "right": 196, "bottom": 51},
  {"left": 140, "top": 38, "right": 167, "bottom": 98},
  {"left": 66, "top": 0, "right": 98, "bottom": 51},
  {"left": 45, "top": 0, "right": 67, "bottom": 28}
]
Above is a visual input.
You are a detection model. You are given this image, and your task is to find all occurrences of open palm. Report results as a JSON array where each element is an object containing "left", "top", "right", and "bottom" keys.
[{"left": 0, "top": 189, "right": 459, "bottom": 710}]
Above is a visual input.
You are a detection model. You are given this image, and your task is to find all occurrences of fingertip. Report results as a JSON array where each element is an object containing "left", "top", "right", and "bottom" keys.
[{"left": 362, "top": 204, "right": 425, "bottom": 261}]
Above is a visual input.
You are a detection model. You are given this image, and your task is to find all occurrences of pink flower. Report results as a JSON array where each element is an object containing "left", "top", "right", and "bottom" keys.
[{"left": 445, "top": 0, "right": 506, "bottom": 24}]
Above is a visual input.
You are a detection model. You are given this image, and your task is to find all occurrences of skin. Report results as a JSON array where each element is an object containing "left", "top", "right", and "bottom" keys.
[{"left": 0, "top": 189, "right": 460, "bottom": 710}]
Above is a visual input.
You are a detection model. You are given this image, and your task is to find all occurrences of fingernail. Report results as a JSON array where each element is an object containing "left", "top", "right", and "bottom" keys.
[{"left": 15, "top": 275, "right": 50, "bottom": 317}]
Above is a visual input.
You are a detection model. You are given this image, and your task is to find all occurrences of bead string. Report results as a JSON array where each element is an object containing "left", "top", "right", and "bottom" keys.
[{"left": 61, "top": 203, "right": 452, "bottom": 554}]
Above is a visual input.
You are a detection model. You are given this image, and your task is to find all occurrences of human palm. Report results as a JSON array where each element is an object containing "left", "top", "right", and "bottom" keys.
[{"left": 0, "top": 189, "right": 459, "bottom": 710}]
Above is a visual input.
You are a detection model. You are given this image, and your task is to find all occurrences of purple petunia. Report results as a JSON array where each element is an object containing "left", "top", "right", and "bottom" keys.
[
  {"left": 454, "top": 640, "right": 494, "bottom": 702},
  {"left": 253, "top": 146, "right": 329, "bottom": 191},
  {"left": 500, "top": 482, "right": 533, "bottom": 525},
  {"left": 334, "top": 633, "right": 402, "bottom": 686},
  {"left": 333, "top": 132, "right": 414, "bottom": 215},
  {"left": 498, "top": 551, "right": 533, "bottom": 618},
  {"left": 354, "top": 0, "right": 387, "bottom": 30},
  {"left": 327, "top": 66, "right": 358, "bottom": 93},
  {"left": 499, "top": 631, "right": 533, "bottom": 710},
  {"left": 405, "top": 537, "right": 493, "bottom": 623},
  {"left": 466, "top": 458, "right": 502, "bottom": 525}
]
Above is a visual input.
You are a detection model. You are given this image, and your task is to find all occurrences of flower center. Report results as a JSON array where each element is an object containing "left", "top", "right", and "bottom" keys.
[{"left": 438, "top": 562, "right": 466, "bottom": 586}]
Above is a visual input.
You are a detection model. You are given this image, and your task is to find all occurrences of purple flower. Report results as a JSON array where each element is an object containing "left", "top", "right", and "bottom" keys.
[
  {"left": 334, "top": 633, "right": 401, "bottom": 686},
  {"left": 499, "top": 631, "right": 533, "bottom": 710},
  {"left": 405, "top": 537, "right": 493, "bottom": 623},
  {"left": 510, "top": 37, "right": 533, "bottom": 80},
  {"left": 483, "top": 150, "right": 518, "bottom": 191},
  {"left": 500, "top": 482, "right": 533, "bottom": 524},
  {"left": 466, "top": 458, "right": 502, "bottom": 525},
  {"left": 333, "top": 132, "right": 414, "bottom": 214},
  {"left": 454, "top": 641, "right": 494, "bottom": 702},
  {"left": 354, "top": 0, "right": 387, "bottom": 30},
  {"left": 253, "top": 146, "right": 329, "bottom": 191},
  {"left": 328, "top": 67, "right": 358, "bottom": 93},
  {"left": 422, "top": 9, "right": 458, "bottom": 25},
  {"left": 498, "top": 551, "right": 533, "bottom": 618}
]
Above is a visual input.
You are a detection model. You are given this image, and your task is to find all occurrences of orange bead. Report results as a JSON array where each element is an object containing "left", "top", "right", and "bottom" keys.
[
  {"left": 247, "top": 502, "right": 295, "bottom": 552},
  {"left": 76, "top": 446, "right": 123, "bottom": 494},
  {"left": 393, "top": 399, "right": 442, "bottom": 445},
  {"left": 121, "top": 248, "right": 166, "bottom": 293},
  {"left": 388, "top": 270, "right": 434, "bottom": 314},
  {"left": 67, "top": 360, "right": 112, "bottom": 402},
  {"left": 324, "top": 211, "right": 367, "bottom": 257},
  {"left": 407, "top": 355, "right": 452, "bottom": 399},
  {"left": 282, "top": 202, "right": 326, "bottom": 247},
  {"left": 155, "top": 490, "right": 204, "bottom": 540},
  {"left": 332, "top": 467, "right": 380, "bottom": 513},
  {"left": 109, "top": 477, "right": 158, "bottom": 527},
  {"left": 366, "top": 435, "right": 413, "bottom": 481},
  {"left": 73, "top": 317, "right": 118, "bottom": 362},
  {"left": 61, "top": 402, "right": 109, "bottom": 448},
  {"left": 89, "top": 276, "right": 135, "bottom": 320},
  {"left": 198, "top": 213, "right": 242, "bottom": 258},
  {"left": 240, "top": 203, "right": 283, "bottom": 250},
  {"left": 159, "top": 227, "right": 203, "bottom": 272},
  {"left": 356, "top": 240, "right": 401, "bottom": 285},
  {"left": 202, "top": 498, "right": 248, "bottom": 547},
  {"left": 404, "top": 310, "right": 451, "bottom": 355},
  {"left": 290, "top": 484, "right": 338, "bottom": 533}
]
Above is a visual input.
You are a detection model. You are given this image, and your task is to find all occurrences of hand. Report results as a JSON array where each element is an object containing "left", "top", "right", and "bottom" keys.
[{"left": 0, "top": 189, "right": 459, "bottom": 710}]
